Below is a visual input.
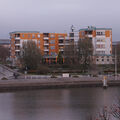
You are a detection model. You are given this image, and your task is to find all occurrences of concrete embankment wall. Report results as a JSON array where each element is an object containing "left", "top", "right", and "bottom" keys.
[{"left": 0, "top": 77, "right": 120, "bottom": 92}]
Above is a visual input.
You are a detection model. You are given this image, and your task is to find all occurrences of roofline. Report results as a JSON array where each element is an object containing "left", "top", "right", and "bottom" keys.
[
  {"left": 9, "top": 31, "right": 68, "bottom": 34},
  {"left": 79, "top": 28, "right": 112, "bottom": 31},
  {"left": 9, "top": 31, "right": 40, "bottom": 34}
]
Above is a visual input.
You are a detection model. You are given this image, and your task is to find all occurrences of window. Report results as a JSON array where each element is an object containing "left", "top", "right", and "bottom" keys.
[
  {"left": 22, "top": 34, "right": 24, "bottom": 38},
  {"left": 97, "top": 39, "right": 105, "bottom": 42},
  {"left": 70, "top": 33, "right": 74, "bottom": 37},
  {"left": 102, "top": 59, "right": 104, "bottom": 61},
  {"left": 50, "top": 52, "right": 55, "bottom": 55},
  {"left": 15, "top": 46, "right": 20, "bottom": 50},
  {"left": 97, "top": 59, "right": 99, "bottom": 61},
  {"left": 38, "top": 34, "right": 40, "bottom": 38},
  {"left": 44, "top": 51, "right": 49, "bottom": 55},
  {"left": 50, "top": 46, "right": 55, "bottom": 49},
  {"left": 59, "top": 40, "right": 64, "bottom": 43},
  {"left": 96, "top": 32, "right": 105, "bottom": 35},
  {"left": 50, "top": 34, "right": 55, "bottom": 38},
  {"left": 96, "top": 44, "right": 105, "bottom": 49},
  {"left": 32, "top": 34, "right": 35, "bottom": 38},
  {"left": 28, "top": 34, "right": 31, "bottom": 38},
  {"left": 15, "top": 40, "right": 20, "bottom": 44},
  {"left": 15, "top": 34, "right": 20, "bottom": 37},
  {"left": 50, "top": 40, "right": 55, "bottom": 44},
  {"left": 38, "top": 40, "right": 40, "bottom": 44},
  {"left": 43, "top": 33, "right": 49, "bottom": 37},
  {"left": 82, "top": 32, "right": 85, "bottom": 36},
  {"left": 15, "top": 51, "right": 20, "bottom": 56}
]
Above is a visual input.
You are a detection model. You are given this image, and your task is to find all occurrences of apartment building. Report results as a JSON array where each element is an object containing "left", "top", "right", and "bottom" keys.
[
  {"left": 79, "top": 26, "right": 113, "bottom": 64},
  {"left": 10, "top": 31, "right": 67, "bottom": 64},
  {"left": 10, "top": 26, "right": 113, "bottom": 65}
]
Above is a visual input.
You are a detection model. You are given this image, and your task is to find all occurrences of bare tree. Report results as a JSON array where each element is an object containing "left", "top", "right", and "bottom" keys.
[
  {"left": 20, "top": 40, "right": 42, "bottom": 70},
  {"left": 0, "top": 45, "right": 9, "bottom": 63},
  {"left": 64, "top": 42, "right": 77, "bottom": 65},
  {"left": 111, "top": 98, "right": 120, "bottom": 119},
  {"left": 77, "top": 37, "right": 93, "bottom": 72},
  {"left": 57, "top": 52, "right": 63, "bottom": 64},
  {"left": 90, "top": 106, "right": 111, "bottom": 120}
]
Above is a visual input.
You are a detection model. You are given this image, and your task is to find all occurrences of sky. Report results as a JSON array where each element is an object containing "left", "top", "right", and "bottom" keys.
[{"left": 0, "top": 0, "right": 120, "bottom": 41}]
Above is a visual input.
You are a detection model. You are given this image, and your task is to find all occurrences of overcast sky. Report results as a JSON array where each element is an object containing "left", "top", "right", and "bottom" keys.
[{"left": 0, "top": 0, "right": 120, "bottom": 41}]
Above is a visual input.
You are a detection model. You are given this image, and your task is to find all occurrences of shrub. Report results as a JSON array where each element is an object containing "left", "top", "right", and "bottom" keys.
[
  {"left": 37, "top": 65, "right": 50, "bottom": 74},
  {"left": 51, "top": 74, "right": 57, "bottom": 78},
  {"left": 1, "top": 77, "right": 8, "bottom": 80},
  {"left": 72, "top": 75, "right": 79, "bottom": 78}
]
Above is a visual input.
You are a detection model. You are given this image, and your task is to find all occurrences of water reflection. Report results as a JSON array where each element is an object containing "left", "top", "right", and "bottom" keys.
[{"left": 0, "top": 87, "right": 119, "bottom": 120}]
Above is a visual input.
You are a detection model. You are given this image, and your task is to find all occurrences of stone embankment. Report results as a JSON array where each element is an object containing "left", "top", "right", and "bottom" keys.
[{"left": 0, "top": 77, "right": 119, "bottom": 92}]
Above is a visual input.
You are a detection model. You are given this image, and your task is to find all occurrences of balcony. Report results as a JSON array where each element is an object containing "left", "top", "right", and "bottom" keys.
[
  {"left": 15, "top": 43, "right": 20, "bottom": 46},
  {"left": 69, "top": 37, "right": 74, "bottom": 39},
  {"left": 59, "top": 48, "right": 64, "bottom": 51},
  {"left": 58, "top": 37, "right": 64, "bottom": 40},
  {"left": 44, "top": 48, "right": 49, "bottom": 51},
  {"left": 44, "top": 37, "right": 49, "bottom": 40},
  {"left": 85, "top": 34, "right": 93, "bottom": 38},
  {"left": 59, "top": 43, "right": 64, "bottom": 46},
  {"left": 44, "top": 42, "right": 49, "bottom": 45},
  {"left": 15, "top": 49, "right": 20, "bottom": 52},
  {"left": 15, "top": 37, "right": 20, "bottom": 39}
]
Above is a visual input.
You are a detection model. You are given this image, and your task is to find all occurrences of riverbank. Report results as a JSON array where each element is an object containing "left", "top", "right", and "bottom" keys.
[{"left": 0, "top": 77, "right": 120, "bottom": 92}]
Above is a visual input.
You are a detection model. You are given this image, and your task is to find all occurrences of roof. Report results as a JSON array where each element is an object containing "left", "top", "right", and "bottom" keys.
[
  {"left": 10, "top": 31, "right": 40, "bottom": 34},
  {"left": 79, "top": 27, "right": 112, "bottom": 31}
]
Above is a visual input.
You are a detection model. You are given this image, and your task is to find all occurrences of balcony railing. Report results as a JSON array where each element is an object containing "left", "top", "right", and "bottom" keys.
[
  {"left": 44, "top": 37, "right": 49, "bottom": 40},
  {"left": 44, "top": 48, "right": 49, "bottom": 51}
]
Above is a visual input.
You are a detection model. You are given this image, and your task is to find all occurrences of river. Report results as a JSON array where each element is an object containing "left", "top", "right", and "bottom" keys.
[{"left": 0, "top": 87, "right": 119, "bottom": 120}]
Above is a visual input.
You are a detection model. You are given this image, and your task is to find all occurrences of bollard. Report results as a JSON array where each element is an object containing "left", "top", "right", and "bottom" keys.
[{"left": 103, "top": 76, "right": 108, "bottom": 89}]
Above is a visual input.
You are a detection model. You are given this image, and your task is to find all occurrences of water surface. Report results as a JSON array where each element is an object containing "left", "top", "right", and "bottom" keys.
[{"left": 0, "top": 87, "right": 119, "bottom": 120}]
